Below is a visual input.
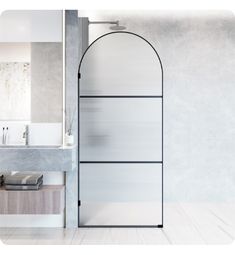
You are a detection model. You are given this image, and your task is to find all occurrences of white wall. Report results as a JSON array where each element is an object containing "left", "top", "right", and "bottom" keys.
[
  {"left": 0, "top": 10, "right": 62, "bottom": 42},
  {"left": 0, "top": 43, "right": 30, "bottom": 62},
  {"left": 79, "top": 10, "right": 235, "bottom": 203}
]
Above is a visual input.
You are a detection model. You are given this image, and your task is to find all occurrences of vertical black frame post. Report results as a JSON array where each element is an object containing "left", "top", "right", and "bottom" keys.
[{"left": 77, "top": 31, "right": 164, "bottom": 228}]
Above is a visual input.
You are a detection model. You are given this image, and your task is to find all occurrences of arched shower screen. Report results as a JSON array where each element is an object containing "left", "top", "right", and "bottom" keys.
[{"left": 78, "top": 31, "right": 163, "bottom": 227}]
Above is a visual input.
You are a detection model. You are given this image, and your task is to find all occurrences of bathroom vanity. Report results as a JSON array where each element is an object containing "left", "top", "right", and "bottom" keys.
[{"left": 0, "top": 145, "right": 76, "bottom": 226}]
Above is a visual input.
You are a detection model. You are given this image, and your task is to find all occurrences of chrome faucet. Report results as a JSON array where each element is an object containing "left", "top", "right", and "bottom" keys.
[
  {"left": 23, "top": 125, "right": 29, "bottom": 145},
  {"left": 2, "top": 127, "right": 9, "bottom": 145}
]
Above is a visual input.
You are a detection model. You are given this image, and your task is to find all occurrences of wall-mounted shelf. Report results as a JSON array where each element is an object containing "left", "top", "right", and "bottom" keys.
[{"left": 0, "top": 185, "right": 65, "bottom": 215}]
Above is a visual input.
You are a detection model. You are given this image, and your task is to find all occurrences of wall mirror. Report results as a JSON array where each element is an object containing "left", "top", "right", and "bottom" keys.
[{"left": 0, "top": 10, "right": 63, "bottom": 146}]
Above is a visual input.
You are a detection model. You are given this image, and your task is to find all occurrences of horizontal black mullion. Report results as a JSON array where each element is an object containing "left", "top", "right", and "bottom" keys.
[
  {"left": 80, "top": 161, "right": 163, "bottom": 164},
  {"left": 80, "top": 95, "right": 162, "bottom": 98}
]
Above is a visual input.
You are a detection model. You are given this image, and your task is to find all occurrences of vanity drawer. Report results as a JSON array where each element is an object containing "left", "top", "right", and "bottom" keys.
[{"left": 0, "top": 185, "right": 64, "bottom": 214}]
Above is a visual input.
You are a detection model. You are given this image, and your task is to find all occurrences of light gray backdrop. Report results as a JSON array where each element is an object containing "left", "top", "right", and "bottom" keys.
[{"left": 79, "top": 10, "right": 235, "bottom": 202}]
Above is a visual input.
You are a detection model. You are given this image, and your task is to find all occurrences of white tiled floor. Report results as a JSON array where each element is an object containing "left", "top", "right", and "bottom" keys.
[{"left": 1, "top": 203, "right": 235, "bottom": 245}]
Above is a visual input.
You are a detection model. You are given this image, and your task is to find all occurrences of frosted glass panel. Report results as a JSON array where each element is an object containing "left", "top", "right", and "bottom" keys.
[
  {"left": 80, "top": 164, "right": 162, "bottom": 226},
  {"left": 79, "top": 32, "right": 163, "bottom": 226},
  {"left": 80, "top": 98, "right": 162, "bottom": 161},
  {"left": 80, "top": 33, "right": 162, "bottom": 96}
]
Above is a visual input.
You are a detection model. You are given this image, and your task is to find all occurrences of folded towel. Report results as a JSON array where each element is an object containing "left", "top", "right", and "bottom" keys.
[
  {"left": 4, "top": 173, "right": 43, "bottom": 185},
  {"left": 5, "top": 179, "right": 43, "bottom": 190}
]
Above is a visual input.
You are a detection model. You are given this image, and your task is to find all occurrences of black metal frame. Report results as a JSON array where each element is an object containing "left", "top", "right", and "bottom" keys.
[
  {"left": 80, "top": 95, "right": 162, "bottom": 98},
  {"left": 77, "top": 31, "right": 163, "bottom": 228}
]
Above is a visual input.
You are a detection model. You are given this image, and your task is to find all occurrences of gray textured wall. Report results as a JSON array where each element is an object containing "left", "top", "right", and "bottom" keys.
[
  {"left": 31, "top": 42, "right": 63, "bottom": 123},
  {"left": 79, "top": 10, "right": 235, "bottom": 202},
  {"left": 65, "top": 10, "right": 82, "bottom": 228}
]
